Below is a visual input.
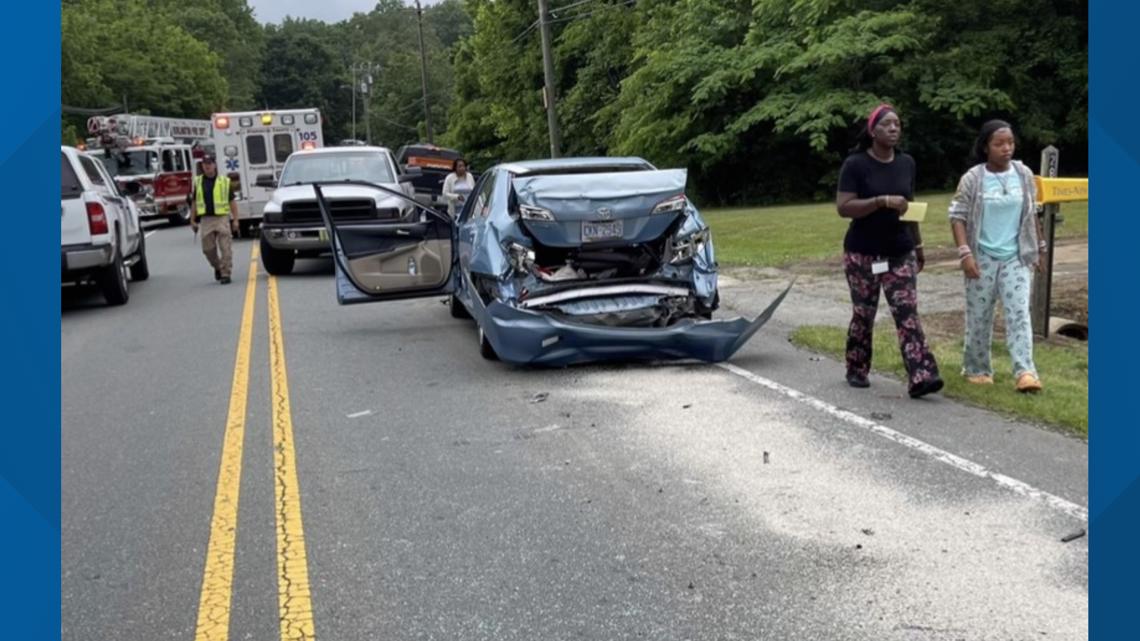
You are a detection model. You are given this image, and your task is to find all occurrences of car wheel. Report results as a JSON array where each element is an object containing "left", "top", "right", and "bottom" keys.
[
  {"left": 239, "top": 220, "right": 257, "bottom": 238},
  {"left": 478, "top": 326, "right": 498, "bottom": 360},
  {"left": 97, "top": 245, "right": 129, "bottom": 306},
  {"left": 449, "top": 294, "right": 471, "bottom": 319},
  {"left": 260, "top": 235, "right": 295, "bottom": 275},
  {"left": 129, "top": 231, "right": 150, "bottom": 281}
]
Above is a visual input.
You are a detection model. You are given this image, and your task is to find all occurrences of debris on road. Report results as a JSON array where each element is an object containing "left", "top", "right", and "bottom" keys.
[
  {"left": 1061, "top": 529, "right": 1086, "bottom": 543},
  {"left": 861, "top": 528, "right": 875, "bottom": 536},
  {"left": 683, "top": 403, "right": 692, "bottom": 409},
  {"left": 763, "top": 451, "right": 770, "bottom": 464},
  {"left": 346, "top": 409, "right": 373, "bottom": 419},
  {"left": 531, "top": 392, "right": 549, "bottom": 404},
  {"left": 871, "top": 412, "right": 892, "bottom": 421}
]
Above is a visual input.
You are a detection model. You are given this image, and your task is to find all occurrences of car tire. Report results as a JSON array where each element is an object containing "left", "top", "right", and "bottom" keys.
[
  {"left": 239, "top": 220, "right": 257, "bottom": 238},
  {"left": 449, "top": 294, "right": 471, "bottom": 319},
  {"left": 130, "top": 231, "right": 150, "bottom": 281},
  {"left": 260, "top": 235, "right": 295, "bottom": 275},
  {"left": 478, "top": 326, "right": 498, "bottom": 360},
  {"left": 98, "top": 244, "right": 129, "bottom": 306}
]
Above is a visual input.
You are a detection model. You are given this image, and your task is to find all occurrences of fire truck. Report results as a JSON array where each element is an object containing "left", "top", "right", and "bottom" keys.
[
  {"left": 84, "top": 114, "right": 214, "bottom": 225},
  {"left": 211, "top": 108, "right": 324, "bottom": 236}
]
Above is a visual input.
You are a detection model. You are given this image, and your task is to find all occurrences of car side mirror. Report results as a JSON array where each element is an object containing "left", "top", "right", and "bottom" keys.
[{"left": 255, "top": 174, "right": 277, "bottom": 189}]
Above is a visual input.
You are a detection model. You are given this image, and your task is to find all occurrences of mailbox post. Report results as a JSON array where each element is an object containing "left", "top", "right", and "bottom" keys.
[{"left": 1032, "top": 146, "right": 1060, "bottom": 338}]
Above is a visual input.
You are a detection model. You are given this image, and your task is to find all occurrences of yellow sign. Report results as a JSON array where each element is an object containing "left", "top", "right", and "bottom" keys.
[{"left": 1035, "top": 177, "right": 1088, "bottom": 204}]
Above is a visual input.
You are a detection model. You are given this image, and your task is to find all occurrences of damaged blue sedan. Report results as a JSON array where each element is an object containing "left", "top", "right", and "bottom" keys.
[{"left": 315, "top": 157, "right": 791, "bottom": 366}]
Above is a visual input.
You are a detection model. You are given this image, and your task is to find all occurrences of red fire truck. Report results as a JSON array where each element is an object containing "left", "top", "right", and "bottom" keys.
[{"left": 84, "top": 114, "right": 214, "bottom": 225}]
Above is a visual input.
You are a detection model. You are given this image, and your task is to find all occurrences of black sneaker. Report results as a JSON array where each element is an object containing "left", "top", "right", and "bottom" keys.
[
  {"left": 219, "top": 276, "right": 232, "bottom": 285},
  {"left": 214, "top": 269, "right": 222, "bottom": 281},
  {"left": 847, "top": 374, "right": 870, "bottom": 389},
  {"left": 909, "top": 378, "right": 944, "bottom": 399}
]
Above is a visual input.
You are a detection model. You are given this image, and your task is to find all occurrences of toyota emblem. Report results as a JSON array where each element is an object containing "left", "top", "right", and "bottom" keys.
[{"left": 596, "top": 207, "right": 613, "bottom": 220}]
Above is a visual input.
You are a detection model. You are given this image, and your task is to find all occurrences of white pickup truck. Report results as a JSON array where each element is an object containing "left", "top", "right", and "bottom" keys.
[{"left": 61, "top": 146, "right": 149, "bottom": 305}]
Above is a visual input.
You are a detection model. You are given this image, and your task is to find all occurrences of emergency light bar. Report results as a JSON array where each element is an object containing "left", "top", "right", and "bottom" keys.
[
  {"left": 215, "top": 116, "right": 230, "bottom": 129},
  {"left": 261, "top": 113, "right": 273, "bottom": 125}
]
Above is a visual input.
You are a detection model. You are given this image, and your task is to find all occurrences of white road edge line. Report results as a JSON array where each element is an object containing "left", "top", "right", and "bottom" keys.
[{"left": 716, "top": 362, "right": 1088, "bottom": 523}]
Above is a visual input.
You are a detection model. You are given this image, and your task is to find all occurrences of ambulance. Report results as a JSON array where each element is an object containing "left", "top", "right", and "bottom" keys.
[{"left": 210, "top": 108, "right": 324, "bottom": 236}]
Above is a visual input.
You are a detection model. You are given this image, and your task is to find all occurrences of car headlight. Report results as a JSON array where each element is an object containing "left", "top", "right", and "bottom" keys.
[
  {"left": 263, "top": 202, "right": 282, "bottom": 215},
  {"left": 519, "top": 204, "right": 555, "bottom": 221},
  {"left": 670, "top": 229, "right": 710, "bottom": 264},
  {"left": 652, "top": 194, "right": 687, "bottom": 215}
]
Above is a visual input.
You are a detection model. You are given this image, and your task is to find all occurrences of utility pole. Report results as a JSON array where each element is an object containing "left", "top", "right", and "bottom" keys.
[
  {"left": 414, "top": 0, "right": 434, "bottom": 142},
  {"left": 536, "top": 0, "right": 561, "bottom": 158},
  {"left": 363, "top": 68, "right": 373, "bottom": 145},
  {"left": 351, "top": 64, "right": 357, "bottom": 140}
]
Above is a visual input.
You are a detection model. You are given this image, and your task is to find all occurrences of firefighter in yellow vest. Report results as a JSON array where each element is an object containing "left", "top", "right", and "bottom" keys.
[{"left": 190, "top": 155, "right": 239, "bottom": 284}]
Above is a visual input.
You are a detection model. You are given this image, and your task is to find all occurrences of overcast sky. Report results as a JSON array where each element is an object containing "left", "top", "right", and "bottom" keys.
[{"left": 249, "top": 0, "right": 442, "bottom": 25}]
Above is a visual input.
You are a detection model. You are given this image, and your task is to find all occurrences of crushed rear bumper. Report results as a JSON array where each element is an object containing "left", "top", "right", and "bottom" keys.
[{"left": 480, "top": 281, "right": 793, "bottom": 367}]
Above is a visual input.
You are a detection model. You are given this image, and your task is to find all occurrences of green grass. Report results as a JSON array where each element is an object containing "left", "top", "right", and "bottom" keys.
[
  {"left": 704, "top": 193, "right": 1089, "bottom": 268},
  {"left": 789, "top": 325, "right": 1088, "bottom": 436}
]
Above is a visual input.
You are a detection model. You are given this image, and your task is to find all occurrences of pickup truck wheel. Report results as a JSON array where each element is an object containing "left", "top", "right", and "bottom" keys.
[
  {"left": 98, "top": 246, "right": 129, "bottom": 306},
  {"left": 449, "top": 294, "right": 471, "bottom": 319},
  {"left": 129, "top": 231, "right": 150, "bottom": 281},
  {"left": 260, "top": 235, "right": 295, "bottom": 275},
  {"left": 478, "top": 326, "right": 498, "bottom": 360}
]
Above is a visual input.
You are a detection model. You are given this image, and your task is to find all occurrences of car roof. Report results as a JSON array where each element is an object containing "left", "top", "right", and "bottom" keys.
[
  {"left": 291, "top": 145, "right": 393, "bottom": 157},
  {"left": 498, "top": 156, "right": 653, "bottom": 174}
]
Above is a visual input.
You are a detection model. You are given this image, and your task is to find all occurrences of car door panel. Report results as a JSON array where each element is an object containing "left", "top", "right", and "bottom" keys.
[{"left": 316, "top": 182, "right": 457, "bottom": 305}]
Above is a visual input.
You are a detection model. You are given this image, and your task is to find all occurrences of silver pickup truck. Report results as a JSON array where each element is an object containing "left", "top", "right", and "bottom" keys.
[
  {"left": 61, "top": 146, "right": 149, "bottom": 305},
  {"left": 257, "top": 146, "right": 419, "bottom": 275}
]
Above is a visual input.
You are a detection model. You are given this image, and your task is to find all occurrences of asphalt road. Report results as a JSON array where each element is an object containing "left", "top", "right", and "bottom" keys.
[{"left": 62, "top": 224, "right": 1088, "bottom": 641}]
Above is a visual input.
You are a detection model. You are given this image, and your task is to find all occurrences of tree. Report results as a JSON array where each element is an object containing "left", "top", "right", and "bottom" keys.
[{"left": 61, "top": 0, "right": 228, "bottom": 135}]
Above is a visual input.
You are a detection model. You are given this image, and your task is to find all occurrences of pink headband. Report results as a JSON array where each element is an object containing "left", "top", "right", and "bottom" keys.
[{"left": 867, "top": 104, "right": 895, "bottom": 134}]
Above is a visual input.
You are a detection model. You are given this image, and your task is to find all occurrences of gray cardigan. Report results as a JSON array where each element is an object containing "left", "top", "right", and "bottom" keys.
[{"left": 947, "top": 160, "right": 1040, "bottom": 267}]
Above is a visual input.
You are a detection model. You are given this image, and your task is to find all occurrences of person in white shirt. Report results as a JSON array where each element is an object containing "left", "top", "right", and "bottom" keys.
[{"left": 442, "top": 159, "right": 476, "bottom": 217}]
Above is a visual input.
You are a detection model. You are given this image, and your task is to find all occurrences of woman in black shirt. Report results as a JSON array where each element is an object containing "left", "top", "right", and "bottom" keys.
[{"left": 835, "top": 104, "right": 943, "bottom": 398}]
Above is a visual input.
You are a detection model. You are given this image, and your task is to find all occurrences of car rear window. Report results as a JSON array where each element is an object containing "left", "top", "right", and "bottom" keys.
[{"left": 62, "top": 153, "right": 83, "bottom": 199}]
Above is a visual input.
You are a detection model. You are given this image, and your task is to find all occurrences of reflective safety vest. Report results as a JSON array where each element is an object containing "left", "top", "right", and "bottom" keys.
[{"left": 194, "top": 175, "right": 232, "bottom": 215}]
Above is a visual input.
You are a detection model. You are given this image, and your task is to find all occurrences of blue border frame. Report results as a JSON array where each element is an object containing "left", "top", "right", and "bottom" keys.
[
  {"left": 2, "top": 2, "right": 61, "bottom": 637},
  {"left": 1090, "top": 2, "right": 1137, "bottom": 638}
]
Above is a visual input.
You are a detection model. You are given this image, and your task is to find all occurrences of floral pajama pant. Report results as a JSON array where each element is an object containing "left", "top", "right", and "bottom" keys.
[
  {"left": 963, "top": 252, "right": 1037, "bottom": 378},
  {"left": 844, "top": 251, "right": 941, "bottom": 389}
]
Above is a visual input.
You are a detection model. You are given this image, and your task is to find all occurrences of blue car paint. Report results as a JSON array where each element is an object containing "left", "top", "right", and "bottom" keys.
[{"left": 320, "top": 159, "right": 790, "bottom": 367}]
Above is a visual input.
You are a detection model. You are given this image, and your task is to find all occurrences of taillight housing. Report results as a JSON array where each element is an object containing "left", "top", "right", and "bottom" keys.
[
  {"left": 86, "top": 202, "right": 109, "bottom": 235},
  {"left": 652, "top": 194, "right": 687, "bottom": 215}
]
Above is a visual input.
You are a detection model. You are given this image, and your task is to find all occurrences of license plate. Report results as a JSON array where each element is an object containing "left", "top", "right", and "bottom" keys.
[{"left": 582, "top": 220, "right": 623, "bottom": 242}]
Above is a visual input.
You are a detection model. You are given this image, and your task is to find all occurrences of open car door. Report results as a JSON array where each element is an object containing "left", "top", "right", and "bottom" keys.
[{"left": 315, "top": 182, "right": 457, "bottom": 305}]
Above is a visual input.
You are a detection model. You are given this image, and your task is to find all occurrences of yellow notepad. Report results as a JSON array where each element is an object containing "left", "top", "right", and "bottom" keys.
[{"left": 899, "top": 201, "right": 928, "bottom": 222}]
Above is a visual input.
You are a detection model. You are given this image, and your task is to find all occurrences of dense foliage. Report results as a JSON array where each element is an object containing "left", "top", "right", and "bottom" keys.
[{"left": 62, "top": 0, "right": 1087, "bottom": 204}]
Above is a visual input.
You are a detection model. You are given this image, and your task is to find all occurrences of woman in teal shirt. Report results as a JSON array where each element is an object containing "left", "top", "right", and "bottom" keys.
[{"left": 948, "top": 120, "right": 1048, "bottom": 392}]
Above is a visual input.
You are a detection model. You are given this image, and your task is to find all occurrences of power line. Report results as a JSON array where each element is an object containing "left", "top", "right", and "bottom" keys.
[
  {"left": 548, "top": 0, "right": 637, "bottom": 25},
  {"left": 512, "top": 19, "right": 539, "bottom": 43}
]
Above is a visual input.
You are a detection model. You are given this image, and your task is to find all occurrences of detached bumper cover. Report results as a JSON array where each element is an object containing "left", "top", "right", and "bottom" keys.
[{"left": 481, "top": 281, "right": 793, "bottom": 366}]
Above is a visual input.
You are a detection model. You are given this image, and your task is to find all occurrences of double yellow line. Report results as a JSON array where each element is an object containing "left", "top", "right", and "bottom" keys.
[{"left": 193, "top": 245, "right": 317, "bottom": 641}]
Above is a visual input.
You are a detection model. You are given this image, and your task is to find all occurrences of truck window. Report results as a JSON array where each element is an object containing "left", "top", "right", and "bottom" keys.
[
  {"left": 273, "top": 134, "right": 294, "bottom": 163},
  {"left": 246, "top": 135, "right": 268, "bottom": 165},
  {"left": 78, "top": 155, "right": 107, "bottom": 187},
  {"left": 163, "top": 150, "right": 176, "bottom": 172},
  {"left": 62, "top": 153, "right": 83, "bottom": 199}
]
